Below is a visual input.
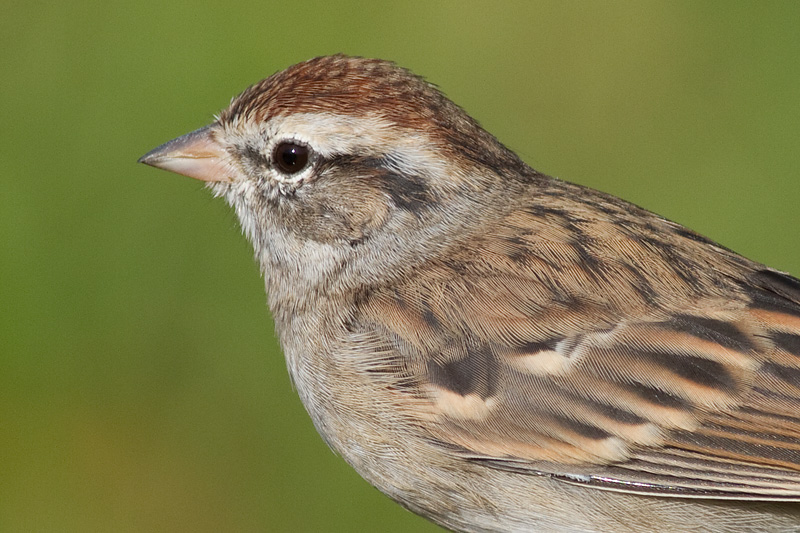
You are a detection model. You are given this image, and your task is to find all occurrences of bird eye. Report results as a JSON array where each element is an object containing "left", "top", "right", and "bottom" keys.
[{"left": 273, "top": 141, "right": 310, "bottom": 174}]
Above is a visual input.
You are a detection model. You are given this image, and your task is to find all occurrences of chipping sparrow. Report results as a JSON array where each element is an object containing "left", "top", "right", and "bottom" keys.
[{"left": 139, "top": 55, "right": 800, "bottom": 532}]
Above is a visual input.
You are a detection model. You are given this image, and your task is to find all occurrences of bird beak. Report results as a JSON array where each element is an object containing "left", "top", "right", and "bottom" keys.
[{"left": 138, "top": 125, "right": 239, "bottom": 183}]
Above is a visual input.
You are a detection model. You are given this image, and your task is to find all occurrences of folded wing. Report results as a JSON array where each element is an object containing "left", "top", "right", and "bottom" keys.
[{"left": 357, "top": 191, "right": 800, "bottom": 500}]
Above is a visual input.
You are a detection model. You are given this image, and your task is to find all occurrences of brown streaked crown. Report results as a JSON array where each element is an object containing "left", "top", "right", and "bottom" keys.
[
  {"left": 222, "top": 55, "right": 451, "bottom": 125},
  {"left": 220, "top": 55, "right": 534, "bottom": 177}
]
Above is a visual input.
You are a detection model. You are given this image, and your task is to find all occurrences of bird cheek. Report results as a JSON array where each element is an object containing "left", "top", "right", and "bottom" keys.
[{"left": 350, "top": 196, "right": 392, "bottom": 235}]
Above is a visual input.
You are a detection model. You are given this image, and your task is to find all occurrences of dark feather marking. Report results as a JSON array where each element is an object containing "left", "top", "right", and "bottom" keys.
[
  {"left": 671, "top": 226, "right": 721, "bottom": 247},
  {"left": 667, "top": 315, "right": 755, "bottom": 352},
  {"left": 749, "top": 290, "right": 800, "bottom": 318},
  {"left": 637, "top": 235, "right": 704, "bottom": 291},
  {"left": 751, "top": 386, "right": 800, "bottom": 410},
  {"left": 427, "top": 345, "right": 500, "bottom": 398},
  {"left": 701, "top": 421, "right": 800, "bottom": 447},
  {"left": 554, "top": 387, "right": 648, "bottom": 425},
  {"left": 740, "top": 406, "right": 800, "bottom": 426},
  {"left": 505, "top": 235, "right": 531, "bottom": 264},
  {"left": 505, "top": 235, "right": 528, "bottom": 247},
  {"left": 242, "top": 144, "right": 271, "bottom": 169},
  {"left": 751, "top": 269, "right": 800, "bottom": 304},
  {"left": 571, "top": 237, "right": 603, "bottom": 274},
  {"left": 421, "top": 301, "right": 441, "bottom": 330},
  {"left": 524, "top": 204, "right": 571, "bottom": 220},
  {"left": 664, "top": 252, "right": 703, "bottom": 291},
  {"left": 643, "top": 221, "right": 660, "bottom": 235},
  {"left": 324, "top": 155, "right": 434, "bottom": 215},
  {"left": 772, "top": 332, "right": 800, "bottom": 358},
  {"left": 634, "top": 348, "right": 737, "bottom": 391},
  {"left": 372, "top": 163, "right": 433, "bottom": 215},
  {"left": 620, "top": 381, "right": 693, "bottom": 410},
  {"left": 513, "top": 338, "right": 561, "bottom": 354},
  {"left": 348, "top": 234, "right": 367, "bottom": 247},
  {"left": 584, "top": 398, "right": 648, "bottom": 425},
  {"left": 505, "top": 235, "right": 563, "bottom": 271},
  {"left": 762, "top": 362, "right": 800, "bottom": 385},
  {"left": 571, "top": 192, "right": 631, "bottom": 218},
  {"left": 619, "top": 261, "right": 659, "bottom": 305},
  {"left": 550, "top": 414, "right": 612, "bottom": 440},
  {"left": 671, "top": 431, "right": 800, "bottom": 468}
]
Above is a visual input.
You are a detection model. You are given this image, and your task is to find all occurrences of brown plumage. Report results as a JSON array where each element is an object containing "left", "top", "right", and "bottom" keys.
[{"left": 140, "top": 55, "right": 800, "bottom": 532}]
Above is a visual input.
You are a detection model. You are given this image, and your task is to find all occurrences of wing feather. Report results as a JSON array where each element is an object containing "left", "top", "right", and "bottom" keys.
[{"left": 357, "top": 197, "right": 800, "bottom": 500}]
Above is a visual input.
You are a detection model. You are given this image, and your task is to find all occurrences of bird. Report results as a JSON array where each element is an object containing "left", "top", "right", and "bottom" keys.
[{"left": 139, "top": 55, "right": 800, "bottom": 532}]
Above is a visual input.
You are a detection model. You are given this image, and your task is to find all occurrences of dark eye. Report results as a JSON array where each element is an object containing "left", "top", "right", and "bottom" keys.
[{"left": 273, "top": 141, "right": 310, "bottom": 174}]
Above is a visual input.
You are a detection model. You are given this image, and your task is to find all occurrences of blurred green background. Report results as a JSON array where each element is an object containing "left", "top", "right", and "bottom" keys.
[{"left": 3, "top": 1, "right": 800, "bottom": 531}]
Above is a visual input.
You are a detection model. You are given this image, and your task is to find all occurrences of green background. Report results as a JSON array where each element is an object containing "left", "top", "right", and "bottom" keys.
[{"left": 4, "top": 2, "right": 800, "bottom": 531}]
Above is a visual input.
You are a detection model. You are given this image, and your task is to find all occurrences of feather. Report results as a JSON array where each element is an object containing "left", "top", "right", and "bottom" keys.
[{"left": 357, "top": 190, "right": 800, "bottom": 501}]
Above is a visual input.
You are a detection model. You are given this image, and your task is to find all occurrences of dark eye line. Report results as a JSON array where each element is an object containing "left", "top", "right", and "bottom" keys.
[
  {"left": 327, "top": 154, "right": 436, "bottom": 216},
  {"left": 242, "top": 144, "right": 271, "bottom": 170}
]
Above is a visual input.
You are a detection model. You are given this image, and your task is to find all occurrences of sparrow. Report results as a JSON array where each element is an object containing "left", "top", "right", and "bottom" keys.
[{"left": 139, "top": 55, "right": 800, "bottom": 532}]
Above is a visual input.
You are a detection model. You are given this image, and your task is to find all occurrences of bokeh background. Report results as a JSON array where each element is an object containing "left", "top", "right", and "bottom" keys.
[{"left": 3, "top": 1, "right": 800, "bottom": 531}]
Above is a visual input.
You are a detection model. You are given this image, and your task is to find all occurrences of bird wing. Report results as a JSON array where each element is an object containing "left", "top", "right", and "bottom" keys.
[{"left": 357, "top": 193, "right": 800, "bottom": 500}]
